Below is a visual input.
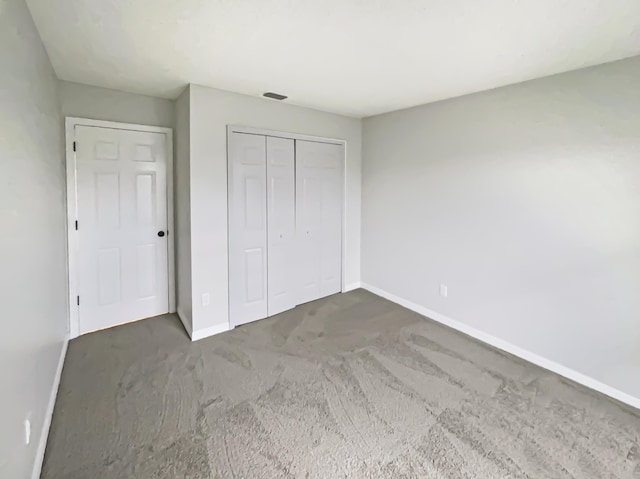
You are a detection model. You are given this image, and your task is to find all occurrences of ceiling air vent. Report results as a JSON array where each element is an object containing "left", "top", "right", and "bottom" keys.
[{"left": 263, "top": 92, "right": 288, "bottom": 101}]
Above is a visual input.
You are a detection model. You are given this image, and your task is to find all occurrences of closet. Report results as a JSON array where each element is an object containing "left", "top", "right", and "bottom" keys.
[{"left": 228, "top": 129, "right": 343, "bottom": 327}]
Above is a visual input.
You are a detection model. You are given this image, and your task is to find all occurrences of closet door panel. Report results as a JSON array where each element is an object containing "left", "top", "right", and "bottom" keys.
[
  {"left": 319, "top": 162, "right": 343, "bottom": 296},
  {"left": 228, "top": 132, "right": 268, "bottom": 326},
  {"left": 297, "top": 175, "right": 323, "bottom": 303},
  {"left": 296, "top": 140, "right": 343, "bottom": 305},
  {"left": 267, "top": 136, "right": 296, "bottom": 316}
]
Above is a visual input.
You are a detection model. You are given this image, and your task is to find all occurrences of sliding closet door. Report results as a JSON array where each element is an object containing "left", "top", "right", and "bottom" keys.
[
  {"left": 296, "top": 140, "right": 343, "bottom": 305},
  {"left": 228, "top": 132, "right": 267, "bottom": 326},
  {"left": 267, "top": 137, "right": 296, "bottom": 316}
]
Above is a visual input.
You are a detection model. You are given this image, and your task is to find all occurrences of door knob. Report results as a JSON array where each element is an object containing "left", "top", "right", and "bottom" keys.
[{"left": 157, "top": 231, "right": 165, "bottom": 237}]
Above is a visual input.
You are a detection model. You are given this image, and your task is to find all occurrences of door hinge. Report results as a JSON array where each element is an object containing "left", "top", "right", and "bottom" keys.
[
  {"left": 77, "top": 296, "right": 80, "bottom": 306},
  {"left": 73, "top": 141, "right": 76, "bottom": 152},
  {"left": 75, "top": 220, "right": 78, "bottom": 230}
]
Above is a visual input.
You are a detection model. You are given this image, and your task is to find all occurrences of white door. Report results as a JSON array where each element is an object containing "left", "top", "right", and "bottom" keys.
[
  {"left": 266, "top": 137, "right": 296, "bottom": 316},
  {"left": 75, "top": 125, "right": 169, "bottom": 333},
  {"left": 228, "top": 132, "right": 268, "bottom": 326},
  {"left": 296, "top": 140, "right": 343, "bottom": 304}
]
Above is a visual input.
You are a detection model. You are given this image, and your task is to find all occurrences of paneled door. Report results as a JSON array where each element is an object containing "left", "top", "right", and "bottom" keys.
[
  {"left": 296, "top": 140, "right": 343, "bottom": 305},
  {"left": 227, "top": 128, "right": 344, "bottom": 328},
  {"left": 228, "top": 132, "right": 268, "bottom": 326},
  {"left": 266, "top": 136, "right": 296, "bottom": 316},
  {"left": 75, "top": 125, "right": 169, "bottom": 333}
]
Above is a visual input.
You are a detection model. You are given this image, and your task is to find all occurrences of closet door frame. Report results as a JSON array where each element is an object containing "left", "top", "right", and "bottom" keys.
[{"left": 226, "top": 125, "right": 348, "bottom": 317}]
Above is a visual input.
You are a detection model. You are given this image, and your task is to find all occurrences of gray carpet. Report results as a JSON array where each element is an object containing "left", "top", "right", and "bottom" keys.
[{"left": 42, "top": 289, "right": 640, "bottom": 478}]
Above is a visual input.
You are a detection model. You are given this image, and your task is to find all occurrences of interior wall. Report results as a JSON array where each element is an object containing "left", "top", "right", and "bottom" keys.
[
  {"left": 174, "top": 86, "right": 193, "bottom": 332},
  {"left": 362, "top": 56, "right": 640, "bottom": 401},
  {"left": 188, "top": 84, "right": 362, "bottom": 335},
  {"left": 59, "top": 80, "right": 174, "bottom": 128},
  {"left": 0, "top": 0, "right": 68, "bottom": 477}
]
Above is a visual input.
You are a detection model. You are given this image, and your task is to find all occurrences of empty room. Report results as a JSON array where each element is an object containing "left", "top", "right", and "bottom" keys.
[{"left": 2, "top": 0, "right": 640, "bottom": 477}]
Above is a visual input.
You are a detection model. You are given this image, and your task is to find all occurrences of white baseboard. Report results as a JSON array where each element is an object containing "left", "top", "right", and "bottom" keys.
[
  {"left": 176, "top": 307, "right": 193, "bottom": 339},
  {"left": 177, "top": 306, "right": 229, "bottom": 342},
  {"left": 191, "top": 322, "right": 230, "bottom": 341},
  {"left": 32, "top": 339, "right": 68, "bottom": 479},
  {"left": 360, "top": 282, "right": 640, "bottom": 411},
  {"left": 343, "top": 282, "right": 362, "bottom": 292}
]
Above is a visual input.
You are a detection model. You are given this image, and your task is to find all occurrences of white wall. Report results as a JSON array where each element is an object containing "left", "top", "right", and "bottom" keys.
[
  {"left": 362, "top": 56, "right": 640, "bottom": 401},
  {"left": 0, "top": 0, "right": 68, "bottom": 477},
  {"left": 60, "top": 80, "right": 174, "bottom": 128},
  {"left": 188, "top": 84, "right": 362, "bottom": 335},
  {"left": 174, "top": 87, "right": 193, "bottom": 332}
]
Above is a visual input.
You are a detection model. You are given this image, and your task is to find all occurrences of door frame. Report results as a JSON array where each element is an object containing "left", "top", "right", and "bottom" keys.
[
  {"left": 65, "top": 117, "right": 176, "bottom": 339},
  {"left": 226, "top": 125, "right": 348, "bottom": 327}
]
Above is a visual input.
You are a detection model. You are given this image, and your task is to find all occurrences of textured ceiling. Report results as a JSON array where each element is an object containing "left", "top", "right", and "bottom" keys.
[{"left": 26, "top": 0, "right": 640, "bottom": 117}]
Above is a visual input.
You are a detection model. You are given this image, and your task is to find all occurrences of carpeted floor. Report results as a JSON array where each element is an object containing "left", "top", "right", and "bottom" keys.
[{"left": 42, "top": 289, "right": 640, "bottom": 478}]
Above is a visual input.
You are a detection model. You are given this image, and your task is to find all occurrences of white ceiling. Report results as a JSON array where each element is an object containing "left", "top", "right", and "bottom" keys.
[{"left": 26, "top": 0, "right": 640, "bottom": 118}]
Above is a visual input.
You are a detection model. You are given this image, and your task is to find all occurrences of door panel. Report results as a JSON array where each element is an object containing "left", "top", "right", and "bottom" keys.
[
  {"left": 245, "top": 248, "right": 265, "bottom": 302},
  {"left": 76, "top": 125, "right": 169, "bottom": 333},
  {"left": 95, "top": 172, "right": 120, "bottom": 227},
  {"left": 228, "top": 132, "right": 268, "bottom": 326},
  {"left": 136, "top": 244, "right": 158, "bottom": 298},
  {"left": 97, "top": 248, "right": 121, "bottom": 305},
  {"left": 296, "top": 140, "right": 343, "bottom": 305},
  {"left": 266, "top": 137, "right": 295, "bottom": 316},
  {"left": 135, "top": 172, "right": 156, "bottom": 226}
]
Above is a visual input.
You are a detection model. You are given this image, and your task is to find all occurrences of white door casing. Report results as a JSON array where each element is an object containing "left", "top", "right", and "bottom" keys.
[
  {"left": 66, "top": 118, "right": 175, "bottom": 338},
  {"left": 266, "top": 136, "right": 296, "bottom": 316},
  {"left": 228, "top": 132, "right": 268, "bottom": 326},
  {"left": 296, "top": 140, "right": 344, "bottom": 305}
]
